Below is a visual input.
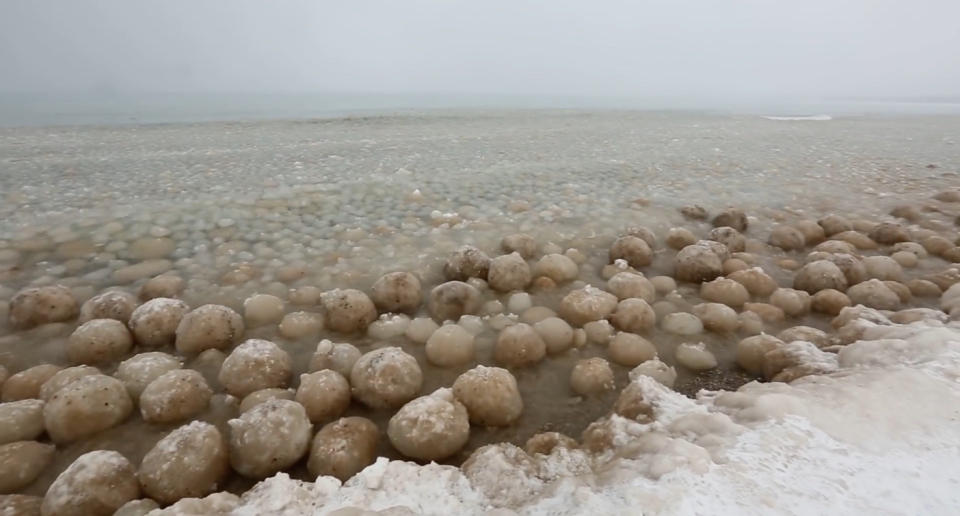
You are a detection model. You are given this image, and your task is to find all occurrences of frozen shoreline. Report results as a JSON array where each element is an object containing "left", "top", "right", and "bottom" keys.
[{"left": 185, "top": 311, "right": 960, "bottom": 515}]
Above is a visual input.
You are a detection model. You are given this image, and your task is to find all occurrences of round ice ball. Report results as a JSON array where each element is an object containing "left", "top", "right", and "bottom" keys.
[
  {"left": 818, "top": 214, "right": 852, "bottom": 236},
  {"left": 277, "top": 311, "right": 324, "bottom": 340},
  {"left": 609, "top": 235, "right": 653, "bottom": 268},
  {"left": 794, "top": 219, "right": 826, "bottom": 245},
  {"left": 728, "top": 267, "right": 778, "bottom": 297},
  {"left": 610, "top": 298, "right": 656, "bottom": 333},
  {"left": 218, "top": 339, "right": 292, "bottom": 398},
  {"left": 583, "top": 319, "right": 615, "bottom": 345},
  {"left": 708, "top": 226, "right": 746, "bottom": 252},
  {"left": 494, "top": 323, "right": 546, "bottom": 368},
  {"left": 239, "top": 388, "right": 295, "bottom": 413},
  {"left": 712, "top": 208, "right": 748, "bottom": 232},
  {"left": 243, "top": 294, "right": 285, "bottom": 328},
  {"left": 428, "top": 281, "right": 482, "bottom": 322},
  {"left": 41, "top": 450, "right": 139, "bottom": 516},
  {"left": 8, "top": 285, "right": 78, "bottom": 329},
  {"left": 0, "top": 440, "right": 55, "bottom": 493},
  {"left": 138, "top": 274, "right": 185, "bottom": 301},
  {"left": 560, "top": 286, "right": 618, "bottom": 326},
  {"left": 629, "top": 358, "right": 677, "bottom": 388},
  {"left": 570, "top": 357, "right": 615, "bottom": 396},
  {"left": 770, "top": 288, "right": 812, "bottom": 317},
  {"left": 405, "top": 317, "right": 440, "bottom": 343},
  {"left": 67, "top": 319, "right": 132, "bottom": 365},
  {"left": 700, "top": 278, "right": 749, "bottom": 308},
  {"left": 891, "top": 251, "right": 918, "bottom": 268},
  {"left": 608, "top": 332, "right": 657, "bottom": 367},
  {"left": 533, "top": 253, "right": 579, "bottom": 283},
  {"left": 388, "top": 389, "right": 470, "bottom": 461},
  {"left": 370, "top": 272, "right": 422, "bottom": 314},
  {"left": 78, "top": 290, "right": 137, "bottom": 324},
  {"left": 487, "top": 252, "right": 531, "bottom": 292},
  {"left": 350, "top": 347, "right": 423, "bottom": 410},
  {"left": 674, "top": 244, "right": 723, "bottom": 283},
  {"left": 533, "top": 317, "right": 574, "bottom": 354},
  {"left": 868, "top": 222, "right": 910, "bottom": 245},
  {"left": 501, "top": 233, "right": 537, "bottom": 259},
  {"left": 128, "top": 297, "right": 189, "bottom": 348},
  {"left": 863, "top": 255, "right": 904, "bottom": 281},
  {"left": 44, "top": 374, "right": 132, "bottom": 443},
  {"left": 295, "top": 370, "right": 351, "bottom": 424},
  {"left": 228, "top": 399, "right": 312, "bottom": 479},
  {"left": 507, "top": 292, "right": 533, "bottom": 314},
  {"left": 138, "top": 421, "right": 229, "bottom": 504},
  {"left": 692, "top": 303, "right": 739, "bottom": 333},
  {"left": 811, "top": 288, "right": 852, "bottom": 315},
  {"left": 847, "top": 279, "right": 901, "bottom": 310},
  {"left": 666, "top": 227, "right": 697, "bottom": 250},
  {"left": 607, "top": 272, "right": 655, "bottom": 302},
  {"left": 425, "top": 324, "right": 476, "bottom": 367},
  {"left": 140, "top": 369, "right": 212, "bottom": 424},
  {"left": 0, "top": 399, "right": 45, "bottom": 445},
  {"left": 675, "top": 342, "right": 717, "bottom": 371},
  {"left": 650, "top": 275, "right": 677, "bottom": 295},
  {"left": 309, "top": 340, "right": 362, "bottom": 377},
  {"left": 39, "top": 365, "right": 101, "bottom": 401},
  {"left": 736, "top": 334, "right": 784, "bottom": 375},
  {"left": 661, "top": 312, "right": 703, "bottom": 335},
  {"left": 308, "top": 416, "right": 380, "bottom": 482},
  {"left": 175, "top": 304, "right": 244, "bottom": 354},
  {"left": 452, "top": 365, "right": 523, "bottom": 426},
  {"left": 115, "top": 352, "right": 182, "bottom": 402},
  {"left": 444, "top": 245, "right": 491, "bottom": 281},
  {"left": 794, "top": 260, "right": 848, "bottom": 294},
  {"left": 768, "top": 225, "right": 806, "bottom": 251}
]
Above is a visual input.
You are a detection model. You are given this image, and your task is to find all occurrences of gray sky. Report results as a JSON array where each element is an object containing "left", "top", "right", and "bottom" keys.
[{"left": 1, "top": 0, "right": 959, "bottom": 102}]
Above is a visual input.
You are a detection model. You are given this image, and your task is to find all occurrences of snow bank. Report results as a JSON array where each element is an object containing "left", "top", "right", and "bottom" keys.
[{"left": 220, "top": 315, "right": 960, "bottom": 515}]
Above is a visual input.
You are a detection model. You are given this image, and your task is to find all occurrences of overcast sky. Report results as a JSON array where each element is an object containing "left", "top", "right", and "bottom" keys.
[{"left": 1, "top": 0, "right": 959, "bottom": 103}]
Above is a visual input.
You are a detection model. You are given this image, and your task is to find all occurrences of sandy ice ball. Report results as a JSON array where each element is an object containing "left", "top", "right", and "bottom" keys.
[
  {"left": 128, "top": 297, "right": 189, "bottom": 348},
  {"left": 140, "top": 369, "right": 212, "bottom": 424},
  {"left": 309, "top": 339, "right": 362, "bottom": 377},
  {"left": 350, "top": 347, "right": 423, "bottom": 409},
  {"left": 608, "top": 332, "right": 657, "bottom": 367},
  {"left": 67, "top": 318, "right": 133, "bottom": 365},
  {"left": 425, "top": 324, "right": 476, "bottom": 367},
  {"left": 295, "top": 370, "right": 351, "bottom": 424},
  {"left": 308, "top": 416, "right": 380, "bottom": 482},
  {"left": 44, "top": 374, "right": 133, "bottom": 443},
  {"left": 570, "top": 357, "right": 615, "bottom": 396},
  {"left": 78, "top": 290, "right": 137, "bottom": 324},
  {"left": 138, "top": 421, "right": 229, "bottom": 504},
  {"left": 41, "top": 450, "right": 139, "bottom": 516},
  {"left": 8, "top": 285, "right": 78, "bottom": 329},
  {"left": 452, "top": 365, "right": 523, "bottom": 426},
  {"left": 494, "top": 323, "right": 546, "bottom": 368},
  {"left": 115, "top": 351, "right": 182, "bottom": 402},
  {"left": 228, "top": 399, "right": 311, "bottom": 479},
  {"left": 370, "top": 271, "right": 422, "bottom": 314},
  {"left": 388, "top": 389, "right": 470, "bottom": 461},
  {"left": 175, "top": 304, "right": 244, "bottom": 354},
  {"left": 429, "top": 281, "right": 482, "bottom": 322},
  {"left": 218, "top": 339, "right": 292, "bottom": 398}
]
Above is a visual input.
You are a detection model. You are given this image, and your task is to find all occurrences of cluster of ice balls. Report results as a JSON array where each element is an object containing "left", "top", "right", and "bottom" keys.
[{"left": 6, "top": 193, "right": 960, "bottom": 510}]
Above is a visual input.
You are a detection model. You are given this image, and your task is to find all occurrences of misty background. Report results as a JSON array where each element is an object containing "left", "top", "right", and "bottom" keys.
[{"left": 2, "top": 0, "right": 959, "bottom": 125}]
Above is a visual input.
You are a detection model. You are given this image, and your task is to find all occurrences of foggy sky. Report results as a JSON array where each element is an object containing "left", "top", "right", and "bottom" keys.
[{"left": 2, "top": 0, "right": 959, "bottom": 103}]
